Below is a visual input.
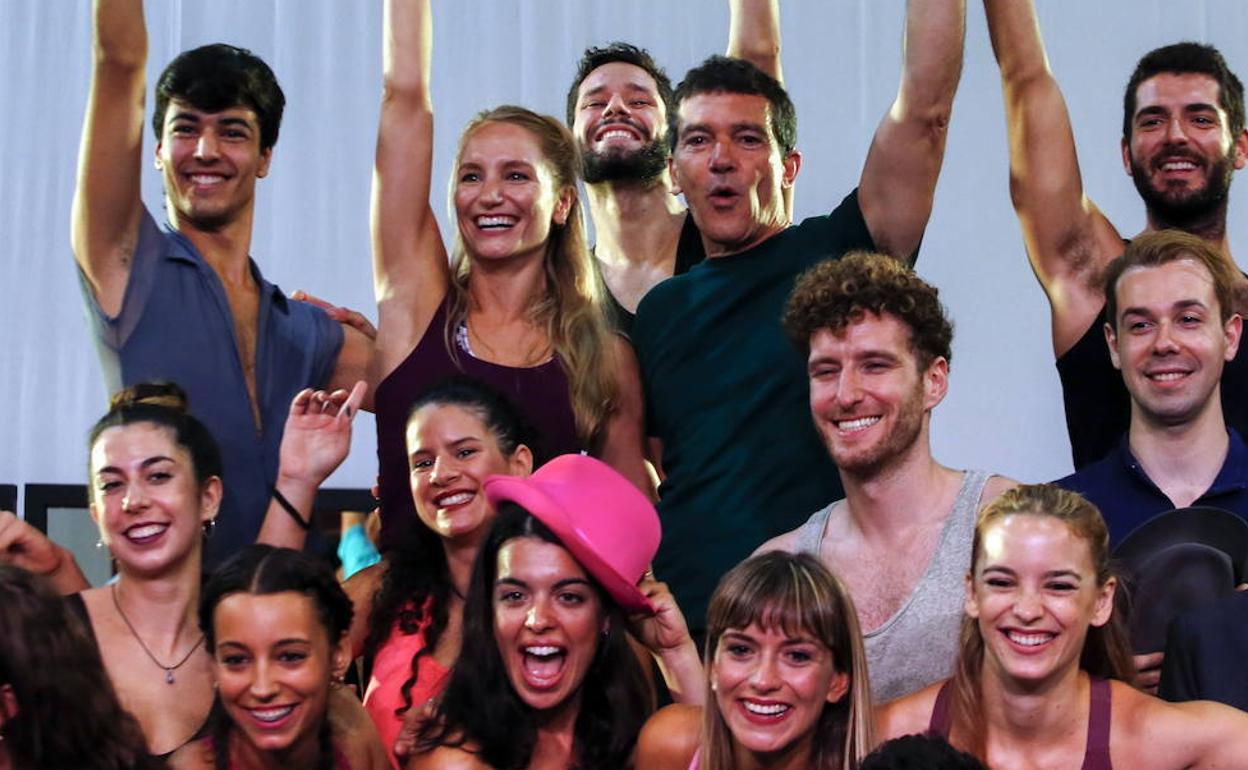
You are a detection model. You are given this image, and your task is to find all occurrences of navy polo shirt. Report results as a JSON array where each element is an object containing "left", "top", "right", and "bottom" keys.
[
  {"left": 80, "top": 210, "right": 343, "bottom": 566},
  {"left": 1056, "top": 429, "right": 1248, "bottom": 546}
]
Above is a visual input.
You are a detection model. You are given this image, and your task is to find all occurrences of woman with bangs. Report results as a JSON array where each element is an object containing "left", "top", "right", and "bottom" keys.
[
  {"left": 876, "top": 484, "right": 1248, "bottom": 770},
  {"left": 368, "top": 0, "right": 651, "bottom": 554},
  {"left": 636, "top": 551, "right": 873, "bottom": 770}
]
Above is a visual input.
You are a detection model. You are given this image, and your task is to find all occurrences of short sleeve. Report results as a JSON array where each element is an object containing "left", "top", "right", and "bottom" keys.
[{"left": 77, "top": 208, "right": 165, "bottom": 350}]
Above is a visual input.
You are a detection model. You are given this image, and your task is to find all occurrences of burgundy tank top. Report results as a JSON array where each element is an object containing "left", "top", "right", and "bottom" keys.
[
  {"left": 374, "top": 297, "right": 581, "bottom": 550},
  {"left": 927, "top": 676, "right": 1113, "bottom": 770}
]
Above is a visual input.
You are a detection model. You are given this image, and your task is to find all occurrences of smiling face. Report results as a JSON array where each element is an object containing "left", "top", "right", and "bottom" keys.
[
  {"left": 573, "top": 61, "right": 669, "bottom": 184},
  {"left": 710, "top": 622, "right": 847, "bottom": 761},
  {"left": 492, "top": 537, "right": 604, "bottom": 714},
  {"left": 807, "top": 313, "right": 946, "bottom": 476},
  {"left": 212, "top": 591, "right": 347, "bottom": 760},
  {"left": 454, "top": 121, "right": 573, "bottom": 264},
  {"left": 156, "top": 100, "right": 271, "bottom": 232},
  {"left": 968, "top": 515, "right": 1115, "bottom": 688},
  {"left": 407, "top": 403, "right": 531, "bottom": 546},
  {"left": 1123, "top": 73, "right": 1247, "bottom": 222},
  {"left": 1106, "top": 258, "right": 1241, "bottom": 427},
  {"left": 670, "top": 92, "right": 797, "bottom": 257},
  {"left": 89, "top": 422, "right": 219, "bottom": 576}
]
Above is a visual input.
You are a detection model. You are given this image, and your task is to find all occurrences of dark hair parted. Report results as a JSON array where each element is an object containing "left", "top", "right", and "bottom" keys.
[
  {"left": 671, "top": 55, "right": 796, "bottom": 153},
  {"left": 566, "top": 42, "right": 675, "bottom": 125},
  {"left": 1103, "top": 229, "right": 1240, "bottom": 331},
  {"left": 783, "top": 252, "right": 954, "bottom": 368},
  {"left": 1123, "top": 42, "right": 1244, "bottom": 141},
  {"left": 949, "top": 484, "right": 1135, "bottom": 761},
  {"left": 363, "top": 378, "right": 537, "bottom": 722},
  {"left": 416, "top": 504, "right": 652, "bottom": 770},
  {"left": 88, "top": 381, "right": 223, "bottom": 487},
  {"left": 702, "top": 552, "right": 872, "bottom": 770},
  {"left": 860, "top": 735, "right": 988, "bottom": 770},
  {"left": 153, "top": 43, "right": 285, "bottom": 151},
  {"left": 0, "top": 566, "right": 166, "bottom": 770},
  {"left": 199, "top": 545, "right": 352, "bottom": 770}
]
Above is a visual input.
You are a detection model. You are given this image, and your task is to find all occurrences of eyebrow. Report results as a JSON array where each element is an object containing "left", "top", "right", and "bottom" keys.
[
  {"left": 409, "top": 436, "right": 481, "bottom": 462},
  {"left": 96, "top": 455, "right": 176, "bottom": 476},
  {"left": 581, "top": 83, "right": 654, "bottom": 100},
  {"left": 981, "top": 565, "right": 1083, "bottom": 581},
  {"left": 680, "top": 120, "right": 768, "bottom": 137},
  {"left": 495, "top": 577, "right": 593, "bottom": 590},
  {"left": 1121, "top": 299, "right": 1208, "bottom": 318}
]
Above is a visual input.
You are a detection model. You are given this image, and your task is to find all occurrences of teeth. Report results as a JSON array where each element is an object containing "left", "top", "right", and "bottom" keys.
[
  {"left": 477, "top": 216, "right": 515, "bottom": 228},
  {"left": 525, "top": 645, "right": 561, "bottom": 657},
  {"left": 437, "top": 492, "right": 473, "bottom": 507},
  {"left": 190, "top": 174, "right": 224, "bottom": 185},
  {"left": 837, "top": 416, "right": 881, "bottom": 432},
  {"left": 600, "top": 129, "right": 635, "bottom": 141},
  {"left": 1007, "top": 631, "right": 1053, "bottom": 647},
  {"left": 250, "top": 706, "right": 294, "bottom": 723},
  {"left": 126, "top": 524, "right": 168, "bottom": 540},
  {"left": 743, "top": 701, "right": 789, "bottom": 716},
  {"left": 1149, "top": 371, "right": 1187, "bottom": 381},
  {"left": 1162, "top": 161, "right": 1197, "bottom": 171}
]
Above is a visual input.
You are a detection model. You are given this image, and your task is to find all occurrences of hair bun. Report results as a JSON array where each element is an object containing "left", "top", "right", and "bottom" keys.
[{"left": 109, "top": 381, "right": 191, "bottom": 414}]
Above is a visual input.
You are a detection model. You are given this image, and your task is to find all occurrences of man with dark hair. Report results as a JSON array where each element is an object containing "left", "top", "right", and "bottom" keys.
[
  {"left": 759, "top": 253, "right": 1014, "bottom": 702},
  {"left": 72, "top": 0, "right": 371, "bottom": 563},
  {"left": 984, "top": 0, "right": 1248, "bottom": 469},
  {"left": 631, "top": 0, "right": 965, "bottom": 636},
  {"left": 566, "top": 1, "right": 782, "bottom": 334},
  {"left": 1057, "top": 229, "right": 1247, "bottom": 690}
]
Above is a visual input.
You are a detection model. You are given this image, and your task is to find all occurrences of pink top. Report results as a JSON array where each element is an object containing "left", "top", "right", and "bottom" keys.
[
  {"left": 689, "top": 747, "right": 701, "bottom": 770},
  {"left": 363, "top": 617, "right": 450, "bottom": 768}
]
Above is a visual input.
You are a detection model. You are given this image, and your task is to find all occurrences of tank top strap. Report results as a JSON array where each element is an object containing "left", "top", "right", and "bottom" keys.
[
  {"left": 927, "top": 679, "right": 955, "bottom": 738},
  {"left": 1081, "top": 676, "right": 1113, "bottom": 770},
  {"left": 793, "top": 501, "right": 838, "bottom": 556},
  {"left": 952, "top": 470, "right": 993, "bottom": 518},
  {"left": 688, "top": 746, "right": 701, "bottom": 770}
]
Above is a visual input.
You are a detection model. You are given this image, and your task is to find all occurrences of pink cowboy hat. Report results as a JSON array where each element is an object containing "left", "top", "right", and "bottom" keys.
[{"left": 483, "top": 454, "right": 661, "bottom": 614}]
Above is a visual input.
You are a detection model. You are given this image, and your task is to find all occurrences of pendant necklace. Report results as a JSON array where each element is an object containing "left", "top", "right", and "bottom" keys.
[{"left": 110, "top": 582, "right": 205, "bottom": 684}]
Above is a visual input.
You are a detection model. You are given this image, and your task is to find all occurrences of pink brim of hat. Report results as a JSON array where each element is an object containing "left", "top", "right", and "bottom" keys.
[{"left": 484, "top": 474, "right": 656, "bottom": 615}]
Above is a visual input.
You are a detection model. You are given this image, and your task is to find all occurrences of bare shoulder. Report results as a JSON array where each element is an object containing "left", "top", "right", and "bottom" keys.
[
  {"left": 1111, "top": 682, "right": 1248, "bottom": 768},
  {"left": 406, "top": 745, "right": 492, "bottom": 770},
  {"left": 979, "top": 474, "right": 1020, "bottom": 507},
  {"left": 329, "top": 686, "right": 390, "bottom": 769},
  {"left": 636, "top": 704, "right": 702, "bottom": 770},
  {"left": 874, "top": 681, "right": 941, "bottom": 742}
]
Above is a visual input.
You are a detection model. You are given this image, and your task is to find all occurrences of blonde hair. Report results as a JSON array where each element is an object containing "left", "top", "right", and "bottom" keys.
[
  {"left": 950, "top": 484, "right": 1135, "bottom": 760},
  {"left": 702, "top": 552, "right": 873, "bottom": 770},
  {"left": 444, "top": 105, "right": 618, "bottom": 445}
]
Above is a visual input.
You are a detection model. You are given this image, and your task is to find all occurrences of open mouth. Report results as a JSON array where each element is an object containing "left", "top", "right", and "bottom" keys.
[
  {"left": 186, "top": 173, "right": 228, "bottom": 188},
  {"left": 836, "top": 416, "right": 881, "bottom": 433},
  {"left": 1145, "top": 369, "right": 1191, "bottom": 385},
  {"left": 708, "top": 186, "right": 740, "bottom": 206},
  {"left": 247, "top": 704, "right": 296, "bottom": 728},
  {"left": 595, "top": 122, "right": 644, "bottom": 143},
  {"left": 1003, "top": 629, "right": 1055, "bottom": 650},
  {"left": 521, "top": 644, "right": 567, "bottom": 689},
  {"left": 740, "top": 699, "right": 791, "bottom": 723},
  {"left": 476, "top": 215, "right": 517, "bottom": 231},
  {"left": 434, "top": 490, "right": 475, "bottom": 509},
  {"left": 123, "top": 522, "right": 169, "bottom": 545}
]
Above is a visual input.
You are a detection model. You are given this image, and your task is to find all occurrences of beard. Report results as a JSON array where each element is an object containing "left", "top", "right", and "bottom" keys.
[
  {"left": 825, "top": 383, "right": 927, "bottom": 479},
  {"left": 581, "top": 136, "right": 669, "bottom": 184},
  {"left": 1130, "top": 145, "right": 1234, "bottom": 228}
]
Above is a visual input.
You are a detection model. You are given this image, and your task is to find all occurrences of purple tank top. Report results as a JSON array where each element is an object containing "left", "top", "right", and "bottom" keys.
[
  {"left": 928, "top": 676, "right": 1113, "bottom": 770},
  {"left": 374, "top": 297, "right": 581, "bottom": 550}
]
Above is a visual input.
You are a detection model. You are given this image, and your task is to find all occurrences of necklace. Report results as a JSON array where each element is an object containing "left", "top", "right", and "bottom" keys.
[{"left": 110, "top": 583, "right": 205, "bottom": 685}]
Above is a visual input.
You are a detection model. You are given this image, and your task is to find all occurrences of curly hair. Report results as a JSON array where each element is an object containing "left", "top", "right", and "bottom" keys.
[
  {"left": 0, "top": 566, "right": 165, "bottom": 770},
  {"left": 783, "top": 252, "right": 953, "bottom": 367}
]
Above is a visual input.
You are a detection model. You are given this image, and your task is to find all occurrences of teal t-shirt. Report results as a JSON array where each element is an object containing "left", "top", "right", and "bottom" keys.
[{"left": 633, "top": 190, "right": 876, "bottom": 633}]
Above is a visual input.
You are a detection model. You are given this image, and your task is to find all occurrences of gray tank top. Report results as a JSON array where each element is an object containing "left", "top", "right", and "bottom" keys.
[{"left": 795, "top": 470, "right": 991, "bottom": 703}]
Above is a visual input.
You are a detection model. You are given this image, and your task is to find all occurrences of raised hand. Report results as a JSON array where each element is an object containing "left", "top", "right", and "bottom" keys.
[{"left": 277, "top": 380, "right": 369, "bottom": 489}]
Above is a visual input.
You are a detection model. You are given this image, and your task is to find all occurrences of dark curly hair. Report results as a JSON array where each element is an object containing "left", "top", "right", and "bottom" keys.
[
  {"left": 364, "top": 378, "right": 537, "bottom": 722},
  {"left": 671, "top": 55, "right": 796, "bottom": 154},
  {"left": 415, "top": 504, "right": 652, "bottom": 770},
  {"left": 783, "top": 252, "right": 953, "bottom": 368},
  {"left": 566, "top": 42, "right": 674, "bottom": 126},
  {"left": 1123, "top": 42, "right": 1244, "bottom": 142},
  {"left": 0, "top": 565, "right": 166, "bottom": 770},
  {"left": 860, "top": 735, "right": 987, "bottom": 770},
  {"left": 199, "top": 545, "right": 353, "bottom": 770},
  {"left": 153, "top": 43, "right": 285, "bottom": 151}
]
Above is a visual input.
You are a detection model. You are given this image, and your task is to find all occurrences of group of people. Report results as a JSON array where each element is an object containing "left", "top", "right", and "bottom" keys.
[{"left": 6, "top": 0, "right": 1248, "bottom": 767}]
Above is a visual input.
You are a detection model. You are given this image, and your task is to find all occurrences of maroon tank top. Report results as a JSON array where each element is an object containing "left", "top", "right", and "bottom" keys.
[
  {"left": 928, "top": 676, "right": 1112, "bottom": 770},
  {"left": 374, "top": 297, "right": 581, "bottom": 551}
]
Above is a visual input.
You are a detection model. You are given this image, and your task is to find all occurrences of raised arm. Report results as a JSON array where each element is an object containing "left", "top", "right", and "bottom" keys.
[
  {"left": 858, "top": 0, "right": 964, "bottom": 262},
  {"left": 372, "top": 0, "right": 449, "bottom": 380},
  {"left": 70, "top": 0, "right": 148, "bottom": 318},
  {"left": 727, "top": 0, "right": 783, "bottom": 83},
  {"left": 983, "top": 0, "right": 1124, "bottom": 355}
]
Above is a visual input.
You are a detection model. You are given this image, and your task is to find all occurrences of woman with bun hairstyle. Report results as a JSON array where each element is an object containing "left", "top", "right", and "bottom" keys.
[
  {"left": 876, "top": 484, "right": 1248, "bottom": 769},
  {"left": 0, "top": 379, "right": 364, "bottom": 760},
  {"left": 636, "top": 551, "right": 873, "bottom": 770},
  {"left": 410, "top": 455, "right": 701, "bottom": 770},
  {"left": 0, "top": 565, "right": 165, "bottom": 770},
  {"left": 369, "top": 0, "right": 650, "bottom": 552}
]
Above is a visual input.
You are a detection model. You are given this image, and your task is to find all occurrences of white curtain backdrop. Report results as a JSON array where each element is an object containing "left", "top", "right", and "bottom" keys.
[{"left": 4, "top": 0, "right": 1248, "bottom": 514}]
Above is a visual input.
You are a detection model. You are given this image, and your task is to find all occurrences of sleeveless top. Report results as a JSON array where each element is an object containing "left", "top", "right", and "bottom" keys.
[
  {"left": 362, "top": 613, "right": 450, "bottom": 768},
  {"left": 928, "top": 676, "right": 1113, "bottom": 770},
  {"left": 204, "top": 735, "right": 353, "bottom": 770},
  {"left": 373, "top": 296, "right": 581, "bottom": 551},
  {"left": 795, "top": 470, "right": 991, "bottom": 703},
  {"left": 688, "top": 747, "right": 701, "bottom": 770},
  {"left": 65, "top": 592, "right": 213, "bottom": 762}
]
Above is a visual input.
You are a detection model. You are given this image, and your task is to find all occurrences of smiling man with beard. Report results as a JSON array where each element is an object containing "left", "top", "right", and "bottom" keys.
[
  {"left": 984, "top": 0, "right": 1248, "bottom": 469},
  {"left": 566, "top": 1, "right": 783, "bottom": 335},
  {"left": 757, "top": 253, "right": 1015, "bottom": 704}
]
